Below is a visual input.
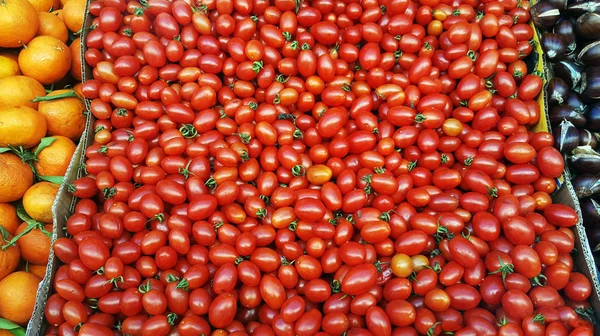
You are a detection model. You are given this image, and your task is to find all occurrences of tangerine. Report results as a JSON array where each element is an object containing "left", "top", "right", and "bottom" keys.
[
  {"left": 0, "top": 0, "right": 40, "bottom": 48},
  {"left": 0, "top": 75, "right": 46, "bottom": 109},
  {"left": 18, "top": 36, "right": 71, "bottom": 85},
  {"left": 0, "top": 271, "right": 41, "bottom": 325},
  {"left": 37, "top": 89, "right": 86, "bottom": 140},
  {"left": 0, "top": 153, "right": 34, "bottom": 203},
  {"left": 14, "top": 221, "right": 52, "bottom": 265},
  {"left": 0, "top": 105, "right": 47, "bottom": 148},
  {"left": 22, "top": 182, "right": 59, "bottom": 223}
]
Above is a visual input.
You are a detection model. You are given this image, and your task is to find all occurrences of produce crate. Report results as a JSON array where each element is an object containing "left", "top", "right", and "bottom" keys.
[{"left": 24, "top": 0, "right": 600, "bottom": 334}]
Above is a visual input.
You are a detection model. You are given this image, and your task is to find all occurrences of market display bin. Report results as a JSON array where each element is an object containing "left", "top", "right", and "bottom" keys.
[{"left": 23, "top": 0, "right": 600, "bottom": 334}]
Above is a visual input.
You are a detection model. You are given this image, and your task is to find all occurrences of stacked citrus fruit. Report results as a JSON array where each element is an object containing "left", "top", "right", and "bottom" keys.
[{"left": 0, "top": 0, "right": 85, "bottom": 328}]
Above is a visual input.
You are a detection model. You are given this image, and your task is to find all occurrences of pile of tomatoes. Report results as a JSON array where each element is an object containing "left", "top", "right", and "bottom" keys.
[{"left": 43, "top": 0, "right": 598, "bottom": 334}]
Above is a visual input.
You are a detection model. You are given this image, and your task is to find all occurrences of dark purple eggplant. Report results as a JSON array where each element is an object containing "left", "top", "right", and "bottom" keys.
[
  {"left": 553, "top": 61, "right": 583, "bottom": 89},
  {"left": 565, "top": 92, "right": 588, "bottom": 114},
  {"left": 549, "top": 105, "right": 588, "bottom": 127},
  {"left": 547, "top": 77, "right": 571, "bottom": 107},
  {"left": 579, "top": 129, "right": 599, "bottom": 149},
  {"left": 568, "top": 0, "right": 600, "bottom": 16},
  {"left": 531, "top": 2, "right": 562, "bottom": 29},
  {"left": 548, "top": 0, "right": 569, "bottom": 9},
  {"left": 570, "top": 146, "right": 600, "bottom": 173},
  {"left": 585, "top": 102, "right": 600, "bottom": 130},
  {"left": 581, "top": 197, "right": 600, "bottom": 250},
  {"left": 572, "top": 173, "right": 600, "bottom": 198},
  {"left": 577, "top": 40, "right": 600, "bottom": 66},
  {"left": 576, "top": 12, "right": 600, "bottom": 39},
  {"left": 554, "top": 20, "right": 578, "bottom": 54},
  {"left": 542, "top": 33, "right": 568, "bottom": 61},
  {"left": 553, "top": 119, "right": 580, "bottom": 154},
  {"left": 580, "top": 67, "right": 600, "bottom": 100}
]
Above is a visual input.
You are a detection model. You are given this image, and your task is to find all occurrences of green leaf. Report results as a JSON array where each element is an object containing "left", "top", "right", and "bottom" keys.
[
  {"left": 0, "top": 148, "right": 11, "bottom": 153},
  {"left": 0, "top": 318, "right": 26, "bottom": 336},
  {"left": 33, "top": 137, "right": 56, "bottom": 158},
  {"left": 39, "top": 175, "right": 64, "bottom": 184},
  {"left": 16, "top": 205, "right": 43, "bottom": 227}
]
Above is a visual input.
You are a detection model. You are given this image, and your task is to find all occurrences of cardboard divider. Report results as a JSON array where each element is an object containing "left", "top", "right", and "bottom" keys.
[{"left": 25, "top": 0, "right": 600, "bottom": 333}]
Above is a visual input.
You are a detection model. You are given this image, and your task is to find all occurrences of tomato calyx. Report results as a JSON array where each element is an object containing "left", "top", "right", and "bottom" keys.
[
  {"left": 167, "top": 313, "right": 178, "bottom": 326},
  {"left": 288, "top": 220, "right": 298, "bottom": 231},
  {"left": 487, "top": 186, "right": 499, "bottom": 198},
  {"left": 373, "top": 260, "right": 390, "bottom": 273},
  {"left": 532, "top": 313, "right": 546, "bottom": 325},
  {"left": 530, "top": 273, "right": 548, "bottom": 287},
  {"left": 179, "top": 124, "right": 197, "bottom": 138},
  {"left": 464, "top": 156, "right": 473, "bottom": 166},
  {"left": 489, "top": 255, "right": 515, "bottom": 284},
  {"left": 276, "top": 74, "right": 290, "bottom": 83},
  {"left": 255, "top": 208, "right": 267, "bottom": 219},
  {"left": 103, "top": 187, "right": 117, "bottom": 199},
  {"left": 330, "top": 280, "right": 341, "bottom": 293},
  {"left": 575, "top": 307, "right": 598, "bottom": 324},
  {"left": 281, "top": 257, "right": 294, "bottom": 266},
  {"left": 251, "top": 61, "right": 264, "bottom": 74},
  {"left": 282, "top": 32, "right": 292, "bottom": 41},
  {"left": 414, "top": 113, "right": 427, "bottom": 123},
  {"left": 497, "top": 316, "right": 508, "bottom": 327},
  {"left": 138, "top": 279, "right": 152, "bottom": 294},
  {"left": 105, "top": 276, "right": 124, "bottom": 288},
  {"left": 427, "top": 322, "right": 442, "bottom": 336},
  {"left": 408, "top": 161, "right": 417, "bottom": 172},
  {"left": 380, "top": 210, "right": 394, "bottom": 222},
  {"left": 178, "top": 160, "right": 193, "bottom": 180},
  {"left": 205, "top": 177, "right": 217, "bottom": 189},
  {"left": 291, "top": 165, "right": 306, "bottom": 177}
]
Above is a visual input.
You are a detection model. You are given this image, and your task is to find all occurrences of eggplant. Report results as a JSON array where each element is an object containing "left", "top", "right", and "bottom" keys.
[
  {"left": 580, "top": 67, "right": 600, "bottom": 100},
  {"left": 549, "top": 105, "right": 588, "bottom": 127},
  {"left": 553, "top": 61, "right": 583, "bottom": 89},
  {"left": 579, "top": 129, "right": 599, "bottom": 149},
  {"left": 576, "top": 12, "right": 600, "bottom": 40},
  {"left": 547, "top": 77, "right": 571, "bottom": 106},
  {"left": 585, "top": 102, "right": 600, "bottom": 130},
  {"left": 570, "top": 146, "right": 600, "bottom": 173},
  {"left": 531, "top": 2, "right": 562, "bottom": 29},
  {"left": 568, "top": 0, "right": 600, "bottom": 16},
  {"left": 572, "top": 173, "right": 600, "bottom": 198},
  {"left": 577, "top": 40, "right": 600, "bottom": 65},
  {"left": 553, "top": 119, "right": 580, "bottom": 154},
  {"left": 581, "top": 197, "right": 600, "bottom": 250},
  {"left": 565, "top": 92, "right": 588, "bottom": 114},
  {"left": 554, "top": 20, "right": 578, "bottom": 54},
  {"left": 541, "top": 33, "right": 568, "bottom": 61},
  {"left": 548, "top": 0, "right": 569, "bottom": 9}
]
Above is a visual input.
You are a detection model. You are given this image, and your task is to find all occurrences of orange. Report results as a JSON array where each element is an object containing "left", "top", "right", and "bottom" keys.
[
  {"left": 27, "top": 0, "right": 52, "bottom": 12},
  {"left": 0, "top": 203, "right": 20, "bottom": 235},
  {"left": 18, "top": 36, "right": 72, "bottom": 85},
  {"left": 0, "top": 106, "right": 47, "bottom": 148},
  {"left": 37, "top": 89, "right": 85, "bottom": 140},
  {"left": 0, "top": 271, "right": 41, "bottom": 325},
  {"left": 0, "top": 0, "right": 40, "bottom": 48},
  {"left": 37, "top": 11, "right": 68, "bottom": 43},
  {"left": 0, "top": 54, "right": 20, "bottom": 78},
  {"left": 34, "top": 135, "right": 76, "bottom": 177},
  {"left": 0, "top": 154, "right": 34, "bottom": 203},
  {"left": 22, "top": 263, "right": 46, "bottom": 279},
  {"left": 73, "top": 81, "right": 83, "bottom": 97},
  {"left": 61, "top": 0, "right": 85, "bottom": 32},
  {"left": 0, "top": 75, "right": 46, "bottom": 109},
  {"left": 0, "top": 230, "right": 20, "bottom": 281},
  {"left": 0, "top": 330, "right": 13, "bottom": 336},
  {"left": 52, "top": 8, "right": 62, "bottom": 20},
  {"left": 15, "top": 222, "right": 52, "bottom": 265},
  {"left": 22, "top": 182, "right": 59, "bottom": 223},
  {"left": 69, "top": 37, "right": 82, "bottom": 81}
]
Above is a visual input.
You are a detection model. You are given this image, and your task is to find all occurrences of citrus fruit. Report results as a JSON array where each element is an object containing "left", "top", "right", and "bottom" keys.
[
  {"left": 22, "top": 263, "right": 46, "bottom": 279},
  {"left": 14, "top": 222, "right": 52, "bottom": 265},
  {"left": 0, "top": 153, "right": 34, "bottom": 203},
  {"left": 37, "top": 11, "right": 68, "bottom": 43},
  {"left": 0, "top": 54, "right": 20, "bottom": 78},
  {"left": 22, "top": 182, "right": 59, "bottom": 223},
  {"left": 0, "top": 271, "right": 41, "bottom": 325},
  {"left": 61, "top": 0, "right": 85, "bottom": 32},
  {"left": 0, "top": 0, "right": 40, "bottom": 48},
  {"left": 18, "top": 35, "right": 71, "bottom": 85},
  {"left": 34, "top": 135, "right": 76, "bottom": 177},
  {"left": 0, "top": 203, "right": 20, "bottom": 235},
  {"left": 0, "top": 330, "right": 14, "bottom": 336},
  {"left": 37, "top": 89, "right": 85, "bottom": 140},
  {"left": 69, "top": 37, "right": 82, "bottom": 81},
  {"left": 0, "top": 230, "right": 20, "bottom": 281},
  {"left": 0, "top": 105, "right": 47, "bottom": 148},
  {"left": 27, "top": 0, "right": 52, "bottom": 12},
  {"left": 0, "top": 75, "right": 46, "bottom": 109}
]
